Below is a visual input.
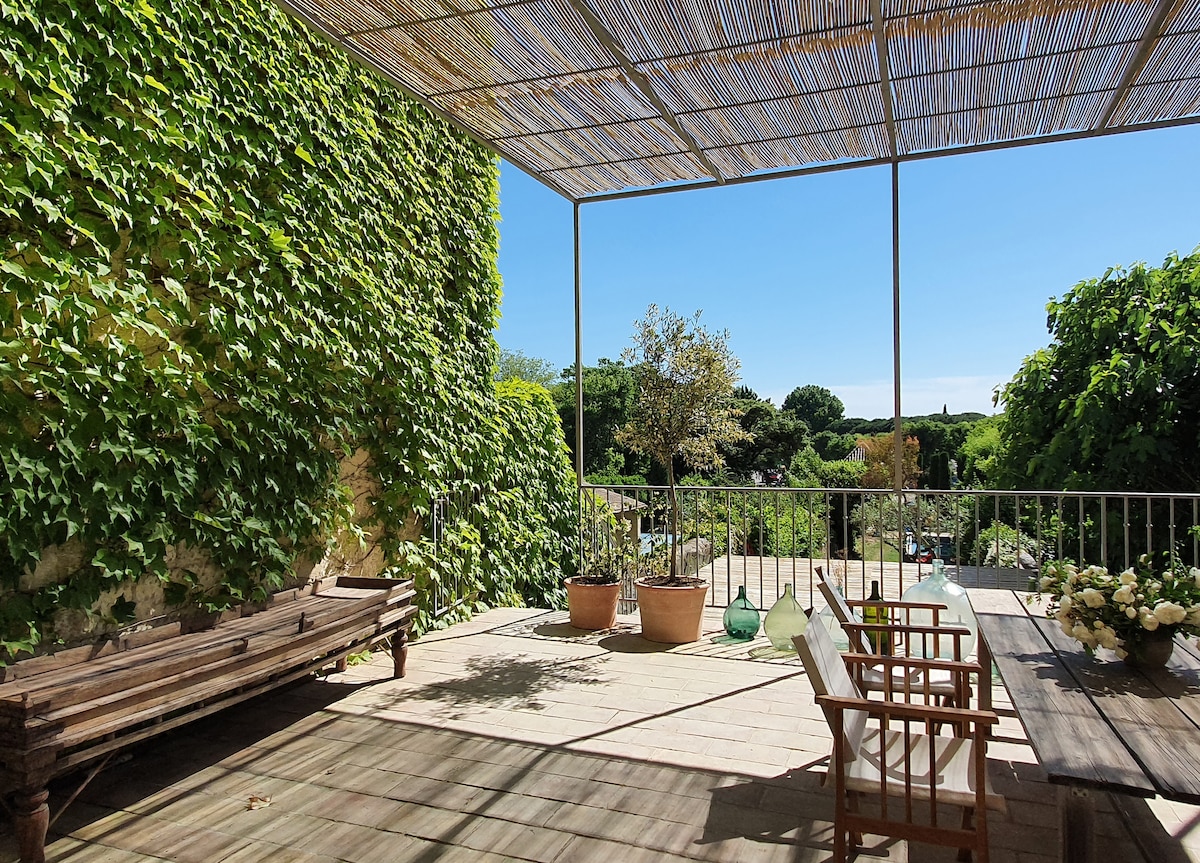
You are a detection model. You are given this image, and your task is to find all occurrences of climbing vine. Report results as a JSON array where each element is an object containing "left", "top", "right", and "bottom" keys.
[{"left": 0, "top": 0, "right": 572, "bottom": 660}]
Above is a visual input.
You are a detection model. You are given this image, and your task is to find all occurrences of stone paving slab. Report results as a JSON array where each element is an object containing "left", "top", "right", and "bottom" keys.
[{"left": 1, "top": 606, "right": 1198, "bottom": 862}]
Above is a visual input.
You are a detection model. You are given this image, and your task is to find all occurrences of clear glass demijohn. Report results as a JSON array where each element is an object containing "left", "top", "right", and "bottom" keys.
[
  {"left": 763, "top": 583, "right": 808, "bottom": 651},
  {"left": 900, "top": 559, "right": 977, "bottom": 658}
]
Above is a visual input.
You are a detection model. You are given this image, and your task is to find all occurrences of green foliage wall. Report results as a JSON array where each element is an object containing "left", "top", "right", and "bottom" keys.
[
  {"left": 0, "top": 0, "right": 568, "bottom": 658},
  {"left": 476, "top": 380, "right": 578, "bottom": 615}
]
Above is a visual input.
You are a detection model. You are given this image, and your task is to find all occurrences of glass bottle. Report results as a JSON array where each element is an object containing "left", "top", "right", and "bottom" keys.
[
  {"left": 722, "top": 585, "right": 761, "bottom": 641},
  {"left": 901, "top": 559, "right": 978, "bottom": 658},
  {"left": 763, "top": 583, "right": 808, "bottom": 651},
  {"left": 862, "top": 580, "right": 889, "bottom": 654},
  {"left": 817, "top": 572, "right": 851, "bottom": 651}
]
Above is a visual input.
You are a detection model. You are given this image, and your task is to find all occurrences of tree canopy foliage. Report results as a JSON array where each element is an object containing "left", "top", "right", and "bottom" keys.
[
  {"left": 552, "top": 360, "right": 636, "bottom": 477},
  {"left": 617, "top": 306, "right": 748, "bottom": 577},
  {"left": 495, "top": 349, "right": 558, "bottom": 386},
  {"left": 783, "top": 384, "right": 844, "bottom": 432},
  {"left": 997, "top": 249, "right": 1200, "bottom": 491}
]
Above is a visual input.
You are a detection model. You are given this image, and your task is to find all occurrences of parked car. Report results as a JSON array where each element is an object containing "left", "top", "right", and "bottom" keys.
[
  {"left": 904, "top": 531, "right": 957, "bottom": 563},
  {"left": 763, "top": 467, "right": 785, "bottom": 487}
]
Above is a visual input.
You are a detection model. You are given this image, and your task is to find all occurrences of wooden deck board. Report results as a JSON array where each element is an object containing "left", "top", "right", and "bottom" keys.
[{"left": 1, "top": 606, "right": 1190, "bottom": 863}]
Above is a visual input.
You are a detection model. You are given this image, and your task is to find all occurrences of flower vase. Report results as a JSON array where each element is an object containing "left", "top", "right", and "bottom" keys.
[
  {"left": 763, "top": 583, "right": 808, "bottom": 651},
  {"left": 722, "top": 585, "right": 760, "bottom": 640},
  {"left": 1123, "top": 628, "right": 1175, "bottom": 668}
]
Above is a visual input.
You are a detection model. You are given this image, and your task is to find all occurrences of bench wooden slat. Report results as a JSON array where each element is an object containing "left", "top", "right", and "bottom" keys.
[
  {"left": 33, "top": 600, "right": 414, "bottom": 733},
  {"left": 36, "top": 606, "right": 415, "bottom": 758},
  {"left": 0, "top": 586, "right": 411, "bottom": 708}
]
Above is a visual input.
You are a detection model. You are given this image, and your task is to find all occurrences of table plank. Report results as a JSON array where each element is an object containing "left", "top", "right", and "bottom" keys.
[
  {"left": 1034, "top": 615, "right": 1200, "bottom": 804},
  {"left": 969, "top": 589, "right": 1155, "bottom": 797}
]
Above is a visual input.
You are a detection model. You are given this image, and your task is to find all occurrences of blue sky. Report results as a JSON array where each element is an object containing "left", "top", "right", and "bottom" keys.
[{"left": 494, "top": 125, "right": 1200, "bottom": 419}]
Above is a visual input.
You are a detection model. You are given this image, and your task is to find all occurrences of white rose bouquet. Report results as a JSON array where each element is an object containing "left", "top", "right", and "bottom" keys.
[{"left": 1034, "top": 554, "right": 1200, "bottom": 660}]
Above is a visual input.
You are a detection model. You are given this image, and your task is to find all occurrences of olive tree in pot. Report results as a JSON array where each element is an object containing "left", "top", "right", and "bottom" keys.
[{"left": 616, "top": 305, "right": 750, "bottom": 643}]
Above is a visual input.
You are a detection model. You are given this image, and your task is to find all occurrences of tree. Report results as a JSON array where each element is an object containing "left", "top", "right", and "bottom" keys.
[
  {"left": 552, "top": 359, "right": 637, "bottom": 476},
  {"left": 495, "top": 348, "right": 558, "bottom": 386},
  {"left": 997, "top": 249, "right": 1200, "bottom": 491},
  {"left": 782, "top": 385, "right": 844, "bottom": 432},
  {"left": 617, "top": 306, "right": 750, "bottom": 580},
  {"left": 958, "top": 418, "right": 1002, "bottom": 487},
  {"left": 858, "top": 435, "right": 920, "bottom": 489}
]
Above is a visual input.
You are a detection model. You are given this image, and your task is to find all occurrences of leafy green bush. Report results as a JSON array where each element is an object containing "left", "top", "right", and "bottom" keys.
[
  {"left": 973, "top": 524, "right": 1046, "bottom": 568},
  {"left": 0, "top": 0, "right": 571, "bottom": 658},
  {"left": 475, "top": 381, "right": 578, "bottom": 613}
]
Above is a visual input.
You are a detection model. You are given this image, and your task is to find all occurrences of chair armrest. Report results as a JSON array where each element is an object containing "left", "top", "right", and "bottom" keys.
[
  {"left": 840, "top": 651, "right": 983, "bottom": 675},
  {"left": 846, "top": 599, "right": 949, "bottom": 612},
  {"left": 842, "top": 622, "right": 973, "bottom": 661},
  {"left": 816, "top": 693, "right": 999, "bottom": 726},
  {"left": 842, "top": 623, "right": 971, "bottom": 637}
]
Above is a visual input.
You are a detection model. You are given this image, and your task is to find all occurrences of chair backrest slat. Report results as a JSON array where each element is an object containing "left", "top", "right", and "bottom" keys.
[
  {"left": 815, "top": 566, "right": 872, "bottom": 654},
  {"left": 794, "top": 621, "right": 868, "bottom": 758}
]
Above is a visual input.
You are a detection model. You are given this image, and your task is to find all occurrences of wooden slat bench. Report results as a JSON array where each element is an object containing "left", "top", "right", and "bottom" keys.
[{"left": 0, "top": 575, "right": 416, "bottom": 863}]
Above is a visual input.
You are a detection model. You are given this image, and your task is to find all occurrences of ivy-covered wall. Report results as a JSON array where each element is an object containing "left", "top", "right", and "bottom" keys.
[{"left": 0, "top": 0, "right": 575, "bottom": 659}]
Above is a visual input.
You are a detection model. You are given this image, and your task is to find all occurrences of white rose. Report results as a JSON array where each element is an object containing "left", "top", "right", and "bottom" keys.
[
  {"left": 1126, "top": 606, "right": 1139, "bottom": 619},
  {"left": 1078, "top": 588, "right": 1106, "bottom": 609},
  {"left": 1072, "top": 624, "right": 1098, "bottom": 649},
  {"left": 1141, "top": 613, "right": 1161, "bottom": 632},
  {"left": 1119, "top": 569, "right": 1138, "bottom": 585},
  {"left": 1060, "top": 595, "right": 1073, "bottom": 611},
  {"left": 1115, "top": 647, "right": 1129, "bottom": 660},
  {"left": 1186, "top": 607, "right": 1200, "bottom": 626},
  {"left": 1154, "top": 602, "right": 1187, "bottom": 626},
  {"left": 1063, "top": 583, "right": 1075, "bottom": 597},
  {"left": 1113, "top": 585, "right": 1135, "bottom": 605},
  {"left": 1060, "top": 619, "right": 1074, "bottom": 636},
  {"left": 1039, "top": 576, "right": 1054, "bottom": 591}
]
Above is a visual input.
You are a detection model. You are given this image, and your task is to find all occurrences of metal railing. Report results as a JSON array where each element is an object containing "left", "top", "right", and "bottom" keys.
[
  {"left": 582, "top": 484, "right": 1200, "bottom": 613},
  {"left": 425, "top": 486, "right": 482, "bottom": 620}
]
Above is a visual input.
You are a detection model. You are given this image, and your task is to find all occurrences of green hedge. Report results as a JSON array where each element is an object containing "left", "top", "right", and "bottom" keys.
[
  {"left": 0, "top": 0, "right": 572, "bottom": 659},
  {"left": 480, "top": 380, "right": 577, "bottom": 612}
]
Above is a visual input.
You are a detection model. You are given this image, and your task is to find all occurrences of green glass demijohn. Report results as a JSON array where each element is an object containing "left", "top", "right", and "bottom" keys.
[
  {"left": 722, "top": 585, "right": 761, "bottom": 640},
  {"left": 763, "top": 583, "right": 808, "bottom": 651},
  {"left": 901, "top": 559, "right": 978, "bottom": 658}
]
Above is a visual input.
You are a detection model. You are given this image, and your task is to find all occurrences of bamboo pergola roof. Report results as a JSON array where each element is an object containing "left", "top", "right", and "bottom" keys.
[{"left": 280, "top": 0, "right": 1200, "bottom": 200}]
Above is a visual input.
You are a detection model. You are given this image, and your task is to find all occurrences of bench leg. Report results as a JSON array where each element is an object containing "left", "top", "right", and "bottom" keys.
[
  {"left": 392, "top": 631, "right": 409, "bottom": 678},
  {"left": 14, "top": 788, "right": 49, "bottom": 863}
]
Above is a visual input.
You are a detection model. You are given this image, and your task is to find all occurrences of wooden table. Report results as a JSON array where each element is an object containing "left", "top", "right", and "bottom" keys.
[{"left": 968, "top": 588, "right": 1200, "bottom": 863}]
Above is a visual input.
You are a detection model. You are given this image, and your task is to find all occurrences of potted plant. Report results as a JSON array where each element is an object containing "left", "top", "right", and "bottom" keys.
[
  {"left": 565, "top": 493, "right": 634, "bottom": 630},
  {"left": 616, "top": 305, "right": 750, "bottom": 643},
  {"left": 1034, "top": 552, "right": 1200, "bottom": 667}
]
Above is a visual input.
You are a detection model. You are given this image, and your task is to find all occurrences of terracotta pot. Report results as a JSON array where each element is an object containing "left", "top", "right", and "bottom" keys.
[
  {"left": 565, "top": 577, "right": 621, "bottom": 630},
  {"left": 635, "top": 578, "right": 709, "bottom": 644}
]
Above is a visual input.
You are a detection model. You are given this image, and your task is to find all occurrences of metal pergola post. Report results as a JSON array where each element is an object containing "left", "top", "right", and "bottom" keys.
[
  {"left": 891, "top": 161, "right": 903, "bottom": 494},
  {"left": 573, "top": 201, "right": 584, "bottom": 484}
]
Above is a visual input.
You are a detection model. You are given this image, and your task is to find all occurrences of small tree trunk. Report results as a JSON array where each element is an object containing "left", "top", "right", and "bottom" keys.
[{"left": 667, "top": 462, "right": 678, "bottom": 579}]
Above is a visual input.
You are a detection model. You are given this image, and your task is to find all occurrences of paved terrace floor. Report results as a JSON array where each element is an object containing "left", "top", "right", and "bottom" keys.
[{"left": 4, "top": 605, "right": 1200, "bottom": 863}]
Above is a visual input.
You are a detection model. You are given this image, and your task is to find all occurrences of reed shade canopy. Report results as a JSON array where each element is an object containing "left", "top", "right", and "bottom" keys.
[{"left": 277, "top": 0, "right": 1200, "bottom": 200}]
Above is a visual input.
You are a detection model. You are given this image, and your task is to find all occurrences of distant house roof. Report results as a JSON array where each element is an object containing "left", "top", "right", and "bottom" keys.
[{"left": 591, "top": 488, "right": 646, "bottom": 514}]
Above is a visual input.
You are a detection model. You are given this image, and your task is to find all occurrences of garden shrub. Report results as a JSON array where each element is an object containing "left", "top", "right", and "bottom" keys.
[{"left": 0, "top": 0, "right": 573, "bottom": 659}]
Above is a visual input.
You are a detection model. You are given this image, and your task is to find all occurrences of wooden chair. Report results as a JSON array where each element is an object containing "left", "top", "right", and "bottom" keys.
[
  {"left": 816, "top": 566, "right": 974, "bottom": 708},
  {"left": 794, "top": 621, "right": 1003, "bottom": 863}
]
